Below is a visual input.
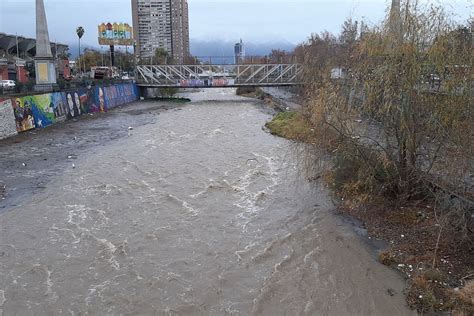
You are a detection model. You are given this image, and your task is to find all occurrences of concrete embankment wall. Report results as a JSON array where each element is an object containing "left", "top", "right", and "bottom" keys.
[{"left": 0, "top": 83, "right": 140, "bottom": 140}]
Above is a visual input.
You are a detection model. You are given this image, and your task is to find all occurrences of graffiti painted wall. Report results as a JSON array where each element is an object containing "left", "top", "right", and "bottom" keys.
[
  {"left": 103, "top": 84, "right": 140, "bottom": 109},
  {"left": 0, "top": 99, "right": 18, "bottom": 140},
  {"left": 11, "top": 97, "right": 35, "bottom": 132},
  {"left": 0, "top": 83, "right": 139, "bottom": 137}
]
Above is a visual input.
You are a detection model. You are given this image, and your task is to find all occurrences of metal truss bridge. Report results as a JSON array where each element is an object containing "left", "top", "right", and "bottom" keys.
[{"left": 135, "top": 64, "right": 303, "bottom": 88}]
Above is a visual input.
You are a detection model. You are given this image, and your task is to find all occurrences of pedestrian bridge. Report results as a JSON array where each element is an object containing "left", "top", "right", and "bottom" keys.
[{"left": 135, "top": 64, "right": 303, "bottom": 88}]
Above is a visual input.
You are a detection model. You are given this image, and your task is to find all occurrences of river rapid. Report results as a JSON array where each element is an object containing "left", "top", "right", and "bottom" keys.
[{"left": 0, "top": 89, "right": 413, "bottom": 315}]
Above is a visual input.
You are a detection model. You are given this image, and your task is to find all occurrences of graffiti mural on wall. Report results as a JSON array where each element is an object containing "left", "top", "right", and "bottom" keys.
[
  {"left": 0, "top": 83, "right": 139, "bottom": 135},
  {"left": 12, "top": 97, "right": 35, "bottom": 132},
  {"left": 24, "top": 94, "right": 56, "bottom": 128},
  {"left": 65, "top": 92, "right": 82, "bottom": 119},
  {"left": 51, "top": 92, "right": 68, "bottom": 121},
  {"left": 104, "top": 84, "right": 139, "bottom": 109},
  {"left": 0, "top": 99, "right": 18, "bottom": 139}
]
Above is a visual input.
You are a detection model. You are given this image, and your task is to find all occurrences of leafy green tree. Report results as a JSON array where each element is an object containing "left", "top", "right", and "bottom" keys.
[{"left": 153, "top": 48, "right": 170, "bottom": 65}]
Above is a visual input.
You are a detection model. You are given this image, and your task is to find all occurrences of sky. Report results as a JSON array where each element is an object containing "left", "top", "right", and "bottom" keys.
[{"left": 0, "top": 0, "right": 472, "bottom": 47}]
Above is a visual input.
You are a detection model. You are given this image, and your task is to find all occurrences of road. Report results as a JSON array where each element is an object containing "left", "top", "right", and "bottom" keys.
[{"left": 0, "top": 89, "right": 413, "bottom": 315}]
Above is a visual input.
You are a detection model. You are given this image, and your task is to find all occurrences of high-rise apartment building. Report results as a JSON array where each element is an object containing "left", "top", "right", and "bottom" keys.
[
  {"left": 234, "top": 39, "right": 245, "bottom": 64},
  {"left": 131, "top": 0, "right": 189, "bottom": 63}
]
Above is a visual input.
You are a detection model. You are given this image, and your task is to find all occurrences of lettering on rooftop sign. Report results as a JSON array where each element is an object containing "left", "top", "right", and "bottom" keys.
[{"left": 98, "top": 23, "right": 133, "bottom": 46}]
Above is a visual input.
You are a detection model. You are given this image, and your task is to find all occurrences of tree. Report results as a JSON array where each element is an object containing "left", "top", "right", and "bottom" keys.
[
  {"left": 76, "top": 26, "right": 85, "bottom": 73},
  {"left": 339, "top": 18, "right": 358, "bottom": 46},
  {"left": 153, "top": 48, "right": 170, "bottom": 65},
  {"left": 302, "top": 1, "right": 472, "bottom": 202},
  {"left": 77, "top": 49, "right": 102, "bottom": 72},
  {"left": 268, "top": 49, "right": 290, "bottom": 63}
]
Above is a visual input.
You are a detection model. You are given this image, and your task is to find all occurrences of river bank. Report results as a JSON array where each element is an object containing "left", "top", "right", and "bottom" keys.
[{"left": 263, "top": 97, "right": 473, "bottom": 314}]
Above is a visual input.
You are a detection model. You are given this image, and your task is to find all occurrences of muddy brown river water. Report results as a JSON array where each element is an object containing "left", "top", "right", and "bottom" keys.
[{"left": 0, "top": 89, "right": 414, "bottom": 315}]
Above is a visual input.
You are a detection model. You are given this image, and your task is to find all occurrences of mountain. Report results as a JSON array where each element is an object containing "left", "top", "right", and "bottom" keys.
[
  {"left": 66, "top": 39, "right": 296, "bottom": 63},
  {"left": 190, "top": 39, "right": 295, "bottom": 63}
]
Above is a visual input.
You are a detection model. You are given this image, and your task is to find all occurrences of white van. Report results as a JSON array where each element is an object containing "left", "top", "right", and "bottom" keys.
[{"left": 0, "top": 80, "right": 16, "bottom": 89}]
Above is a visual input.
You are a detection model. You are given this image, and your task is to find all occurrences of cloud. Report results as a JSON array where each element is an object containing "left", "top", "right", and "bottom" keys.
[{"left": 0, "top": 0, "right": 471, "bottom": 47}]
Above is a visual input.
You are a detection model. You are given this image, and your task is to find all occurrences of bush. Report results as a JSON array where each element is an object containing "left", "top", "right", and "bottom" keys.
[
  {"left": 158, "top": 87, "right": 178, "bottom": 98},
  {"left": 14, "top": 82, "right": 25, "bottom": 93}
]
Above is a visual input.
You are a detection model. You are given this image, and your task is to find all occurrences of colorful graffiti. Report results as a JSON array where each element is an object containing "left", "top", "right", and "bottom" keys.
[
  {"left": 212, "top": 78, "right": 235, "bottom": 87},
  {"left": 177, "top": 78, "right": 236, "bottom": 88},
  {"left": 12, "top": 97, "right": 35, "bottom": 132},
  {"left": 0, "top": 83, "right": 139, "bottom": 136},
  {"left": 103, "top": 84, "right": 138, "bottom": 109},
  {"left": 178, "top": 79, "right": 205, "bottom": 87},
  {"left": 24, "top": 94, "right": 56, "bottom": 128}
]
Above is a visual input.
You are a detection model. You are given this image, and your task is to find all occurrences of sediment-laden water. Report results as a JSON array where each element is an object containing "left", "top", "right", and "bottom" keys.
[{"left": 0, "top": 89, "right": 412, "bottom": 315}]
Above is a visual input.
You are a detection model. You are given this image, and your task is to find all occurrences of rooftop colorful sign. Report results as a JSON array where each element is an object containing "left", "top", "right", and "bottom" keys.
[{"left": 98, "top": 23, "right": 133, "bottom": 46}]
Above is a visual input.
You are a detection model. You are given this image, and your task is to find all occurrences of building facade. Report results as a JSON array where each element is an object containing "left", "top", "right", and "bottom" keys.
[
  {"left": 234, "top": 39, "right": 245, "bottom": 64},
  {"left": 132, "top": 0, "right": 189, "bottom": 63},
  {"left": 0, "top": 33, "right": 69, "bottom": 82}
]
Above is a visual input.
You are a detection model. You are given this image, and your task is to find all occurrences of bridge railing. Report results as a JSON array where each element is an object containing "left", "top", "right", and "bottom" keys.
[{"left": 135, "top": 64, "right": 303, "bottom": 87}]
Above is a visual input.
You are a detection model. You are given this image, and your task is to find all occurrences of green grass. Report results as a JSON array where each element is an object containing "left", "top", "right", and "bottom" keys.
[{"left": 265, "top": 111, "right": 308, "bottom": 140}]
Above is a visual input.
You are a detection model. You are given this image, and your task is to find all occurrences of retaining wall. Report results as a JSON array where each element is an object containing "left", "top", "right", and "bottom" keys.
[{"left": 0, "top": 83, "right": 139, "bottom": 139}]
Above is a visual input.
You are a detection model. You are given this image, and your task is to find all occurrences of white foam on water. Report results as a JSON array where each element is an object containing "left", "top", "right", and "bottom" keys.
[
  {"left": 44, "top": 268, "right": 58, "bottom": 302},
  {"left": 231, "top": 153, "right": 282, "bottom": 231},
  {"left": 167, "top": 194, "right": 200, "bottom": 216},
  {"left": 96, "top": 238, "right": 120, "bottom": 271}
]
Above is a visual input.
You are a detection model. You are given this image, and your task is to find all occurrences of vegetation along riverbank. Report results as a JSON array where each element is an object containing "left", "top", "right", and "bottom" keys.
[{"left": 265, "top": 1, "right": 473, "bottom": 314}]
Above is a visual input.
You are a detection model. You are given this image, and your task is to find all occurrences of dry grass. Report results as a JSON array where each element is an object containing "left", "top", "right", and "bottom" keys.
[{"left": 453, "top": 281, "right": 474, "bottom": 315}]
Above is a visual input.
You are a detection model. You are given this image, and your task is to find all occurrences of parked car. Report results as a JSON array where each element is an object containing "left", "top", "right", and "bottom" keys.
[{"left": 0, "top": 80, "right": 16, "bottom": 89}]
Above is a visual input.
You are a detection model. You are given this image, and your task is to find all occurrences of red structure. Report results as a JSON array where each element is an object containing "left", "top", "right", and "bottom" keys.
[
  {"left": 16, "top": 66, "right": 28, "bottom": 83},
  {"left": 0, "top": 65, "right": 8, "bottom": 81}
]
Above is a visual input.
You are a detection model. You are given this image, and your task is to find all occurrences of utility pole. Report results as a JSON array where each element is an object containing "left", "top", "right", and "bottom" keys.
[{"left": 15, "top": 33, "right": 19, "bottom": 58}]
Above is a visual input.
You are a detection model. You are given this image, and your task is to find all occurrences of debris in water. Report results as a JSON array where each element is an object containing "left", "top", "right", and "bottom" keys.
[{"left": 387, "top": 288, "right": 396, "bottom": 296}]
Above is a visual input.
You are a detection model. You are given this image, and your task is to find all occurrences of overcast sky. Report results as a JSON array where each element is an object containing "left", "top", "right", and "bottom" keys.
[{"left": 0, "top": 0, "right": 472, "bottom": 46}]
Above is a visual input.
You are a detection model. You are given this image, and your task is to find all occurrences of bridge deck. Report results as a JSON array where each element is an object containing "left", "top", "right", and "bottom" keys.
[{"left": 136, "top": 64, "right": 303, "bottom": 88}]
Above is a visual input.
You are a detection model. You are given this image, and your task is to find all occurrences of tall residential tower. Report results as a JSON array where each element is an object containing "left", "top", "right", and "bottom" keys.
[{"left": 132, "top": 0, "right": 189, "bottom": 63}]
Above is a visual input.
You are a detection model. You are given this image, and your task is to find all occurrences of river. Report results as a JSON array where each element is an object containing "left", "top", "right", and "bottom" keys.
[{"left": 0, "top": 89, "right": 413, "bottom": 315}]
